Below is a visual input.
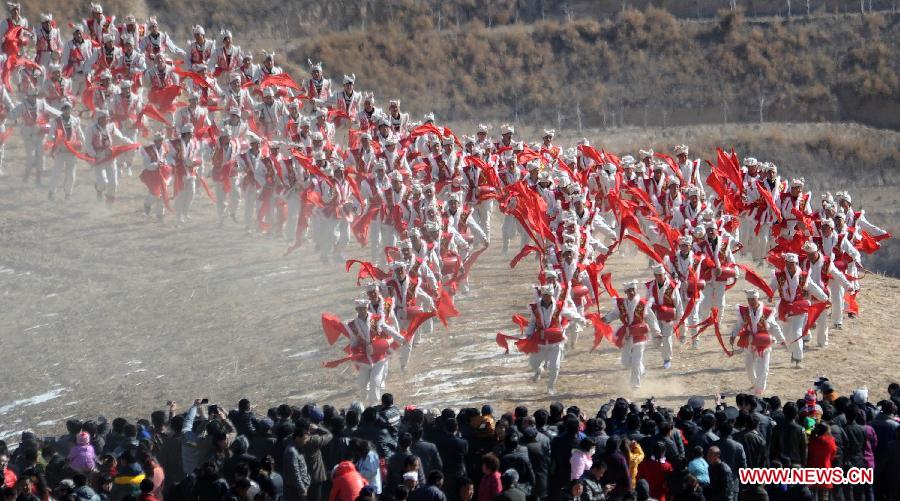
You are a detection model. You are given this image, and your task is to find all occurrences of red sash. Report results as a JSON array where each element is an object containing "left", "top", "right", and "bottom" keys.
[
  {"left": 736, "top": 305, "right": 774, "bottom": 354},
  {"left": 613, "top": 298, "right": 649, "bottom": 346}
]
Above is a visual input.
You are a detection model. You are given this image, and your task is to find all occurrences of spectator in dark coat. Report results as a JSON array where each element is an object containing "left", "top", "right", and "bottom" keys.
[
  {"left": 599, "top": 437, "right": 631, "bottom": 499},
  {"left": 549, "top": 417, "right": 581, "bottom": 501},
  {"left": 704, "top": 446, "right": 734, "bottom": 501},
  {"left": 434, "top": 418, "right": 467, "bottom": 501},
  {"left": 497, "top": 432, "right": 534, "bottom": 495},
  {"left": 518, "top": 422, "right": 549, "bottom": 501},
  {"left": 711, "top": 422, "right": 745, "bottom": 497},
  {"left": 248, "top": 418, "right": 277, "bottom": 462},
  {"left": 409, "top": 471, "right": 448, "bottom": 501},
  {"left": 495, "top": 470, "right": 526, "bottom": 501},
  {"left": 688, "top": 414, "right": 719, "bottom": 453},
  {"left": 387, "top": 433, "right": 427, "bottom": 497},
  {"left": 282, "top": 426, "right": 311, "bottom": 501},
  {"left": 353, "top": 408, "right": 394, "bottom": 458},
  {"left": 772, "top": 403, "right": 806, "bottom": 467},
  {"left": 410, "top": 426, "right": 442, "bottom": 478},
  {"left": 323, "top": 416, "right": 354, "bottom": 473},
  {"left": 228, "top": 399, "right": 258, "bottom": 438}
]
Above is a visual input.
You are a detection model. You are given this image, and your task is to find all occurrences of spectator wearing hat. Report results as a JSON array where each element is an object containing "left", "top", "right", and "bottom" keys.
[{"left": 67, "top": 432, "right": 97, "bottom": 474}]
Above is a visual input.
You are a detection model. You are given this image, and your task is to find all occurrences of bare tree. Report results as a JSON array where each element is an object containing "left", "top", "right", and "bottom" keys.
[
  {"left": 575, "top": 100, "right": 583, "bottom": 131},
  {"left": 786, "top": 0, "right": 792, "bottom": 18},
  {"left": 730, "top": 0, "right": 737, "bottom": 11},
  {"left": 806, "top": 0, "right": 811, "bottom": 16}
]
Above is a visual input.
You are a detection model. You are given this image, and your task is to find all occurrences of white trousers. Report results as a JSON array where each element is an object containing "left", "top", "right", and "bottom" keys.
[
  {"left": 285, "top": 193, "right": 301, "bottom": 241},
  {"left": 501, "top": 214, "right": 527, "bottom": 251},
  {"left": 243, "top": 187, "right": 259, "bottom": 229},
  {"left": 700, "top": 281, "right": 726, "bottom": 328},
  {"left": 355, "top": 360, "right": 388, "bottom": 407},
  {"left": 369, "top": 219, "right": 396, "bottom": 265},
  {"left": 744, "top": 348, "right": 772, "bottom": 393},
  {"left": 529, "top": 342, "right": 563, "bottom": 392},
  {"left": 620, "top": 338, "right": 646, "bottom": 388},
  {"left": 23, "top": 133, "right": 46, "bottom": 182},
  {"left": 175, "top": 176, "right": 196, "bottom": 220},
  {"left": 214, "top": 179, "right": 240, "bottom": 223},
  {"left": 782, "top": 314, "right": 808, "bottom": 362},
  {"left": 50, "top": 153, "right": 78, "bottom": 196},
  {"left": 476, "top": 200, "right": 494, "bottom": 243},
  {"left": 659, "top": 321, "right": 675, "bottom": 363},
  {"left": 94, "top": 161, "right": 118, "bottom": 198}
]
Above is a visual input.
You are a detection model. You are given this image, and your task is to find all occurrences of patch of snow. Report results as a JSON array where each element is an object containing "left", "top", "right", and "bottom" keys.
[{"left": 0, "top": 388, "right": 68, "bottom": 415}]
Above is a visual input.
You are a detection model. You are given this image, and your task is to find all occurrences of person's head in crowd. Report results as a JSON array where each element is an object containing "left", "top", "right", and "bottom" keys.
[
  {"left": 402, "top": 471, "right": 418, "bottom": 490},
  {"left": 533, "top": 409, "right": 549, "bottom": 430},
  {"left": 481, "top": 453, "right": 500, "bottom": 476},
  {"left": 688, "top": 445, "right": 704, "bottom": 462},
  {"left": 635, "top": 479, "right": 652, "bottom": 501},
  {"left": 457, "top": 476, "right": 474, "bottom": 501},
  {"left": 706, "top": 445, "right": 721, "bottom": 465},
  {"left": 718, "top": 421, "right": 734, "bottom": 438},
  {"left": 98, "top": 474, "right": 114, "bottom": 494},
  {"left": 500, "top": 469, "right": 519, "bottom": 490},
  {"left": 426, "top": 470, "right": 444, "bottom": 487},
  {"left": 568, "top": 479, "right": 583, "bottom": 499},
  {"left": 291, "top": 420, "right": 310, "bottom": 448},
  {"left": 783, "top": 401, "right": 799, "bottom": 422},
  {"left": 587, "top": 459, "right": 607, "bottom": 479},
  {"left": 549, "top": 402, "right": 564, "bottom": 424},
  {"left": 605, "top": 436, "right": 622, "bottom": 456},
  {"left": 393, "top": 485, "right": 409, "bottom": 501},
  {"left": 445, "top": 417, "right": 459, "bottom": 434},
  {"left": 356, "top": 485, "right": 377, "bottom": 501},
  {"left": 652, "top": 440, "right": 667, "bottom": 461}
]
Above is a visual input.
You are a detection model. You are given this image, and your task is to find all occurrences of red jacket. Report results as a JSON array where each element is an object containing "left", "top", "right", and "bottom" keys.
[
  {"left": 637, "top": 457, "right": 673, "bottom": 501},
  {"left": 329, "top": 461, "right": 367, "bottom": 501},
  {"left": 477, "top": 472, "right": 501, "bottom": 501},
  {"left": 807, "top": 434, "right": 838, "bottom": 489},
  {"left": 2, "top": 469, "right": 16, "bottom": 488}
]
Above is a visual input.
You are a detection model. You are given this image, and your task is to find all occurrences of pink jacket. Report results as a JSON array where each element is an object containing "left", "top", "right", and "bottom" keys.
[
  {"left": 570, "top": 450, "right": 594, "bottom": 480},
  {"left": 67, "top": 444, "right": 97, "bottom": 473}
]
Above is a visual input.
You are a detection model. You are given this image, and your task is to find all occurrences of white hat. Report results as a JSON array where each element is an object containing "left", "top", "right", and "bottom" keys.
[
  {"left": 48, "top": 63, "right": 61, "bottom": 72},
  {"left": 152, "top": 130, "right": 165, "bottom": 141},
  {"left": 365, "top": 282, "right": 380, "bottom": 292},
  {"left": 783, "top": 253, "right": 799, "bottom": 264},
  {"left": 745, "top": 289, "right": 760, "bottom": 299},
  {"left": 40, "top": 12, "right": 52, "bottom": 22},
  {"left": 500, "top": 123, "right": 514, "bottom": 135},
  {"left": 121, "top": 35, "right": 135, "bottom": 46},
  {"left": 441, "top": 136, "right": 454, "bottom": 146},
  {"left": 354, "top": 298, "right": 369, "bottom": 308},
  {"left": 562, "top": 243, "right": 577, "bottom": 254},
  {"left": 187, "top": 91, "right": 200, "bottom": 101},
  {"left": 315, "top": 107, "right": 328, "bottom": 118},
  {"left": 621, "top": 155, "right": 636, "bottom": 166},
  {"left": 119, "top": 79, "right": 133, "bottom": 89},
  {"left": 398, "top": 239, "right": 413, "bottom": 250},
  {"left": 180, "top": 123, "right": 194, "bottom": 134},
  {"left": 678, "top": 235, "right": 692, "bottom": 246},
  {"left": 674, "top": 144, "right": 689, "bottom": 155},
  {"left": 388, "top": 171, "right": 403, "bottom": 181},
  {"left": 247, "top": 132, "right": 261, "bottom": 144},
  {"left": 384, "top": 136, "right": 399, "bottom": 146},
  {"left": 269, "top": 140, "right": 281, "bottom": 149},
  {"left": 99, "top": 69, "right": 112, "bottom": 80},
  {"left": 543, "top": 269, "right": 558, "bottom": 279},
  {"left": 72, "top": 23, "right": 85, "bottom": 33},
  {"left": 836, "top": 191, "right": 852, "bottom": 203},
  {"left": 423, "top": 112, "right": 435, "bottom": 123},
  {"left": 639, "top": 149, "right": 654, "bottom": 159},
  {"left": 359, "top": 132, "right": 372, "bottom": 141},
  {"left": 262, "top": 87, "right": 275, "bottom": 97},
  {"left": 790, "top": 178, "right": 805, "bottom": 188},
  {"left": 90, "top": 2, "right": 103, "bottom": 13},
  {"left": 227, "top": 106, "right": 241, "bottom": 116},
  {"left": 477, "top": 123, "right": 490, "bottom": 133},
  {"left": 309, "top": 60, "right": 323, "bottom": 72},
  {"left": 821, "top": 218, "right": 835, "bottom": 228},
  {"left": 311, "top": 131, "right": 324, "bottom": 141},
  {"left": 685, "top": 185, "right": 700, "bottom": 197},
  {"left": 409, "top": 228, "right": 422, "bottom": 239},
  {"left": 313, "top": 151, "right": 327, "bottom": 161},
  {"left": 526, "top": 161, "right": 541, "bottom": 171},
  {"left": 363, "top": 92, "right": 375, "bottom": 103},
  {"left": 536, "top": 284, "right": 554, "bottom": 296},
  {"left": 634, "top": 164, "right": 646, "bottom": 174},
  {"left": 391, "top": 261, "right": 408, "bottom": 271},
  {"left": 692, "top": 225, "right": 705, "bottom": 237},
  {"left": 576, "top": 137, "right": 590, "bottom": 147},
  {"left": 220, "top": 29, "right": 233, "bottom": 40},
  {"left": 343, "top": 73, "right": 355, "bottom": 84},
  {"left": 192, "top": 25, "right": 205, "bottom": 35},
  {"left": 743, "top": 157, "right": 759, "bottom": 167},
  {"left": 388, "top": 98, "right": 400, "bottom": 107},
  {"left": 147, "top": 16, "right": 158, "bottom": 27},
  {"left": 543, "top": 129, "right": 555, "bottom": 138},
  {"left": 762, "top": 162, "right": 777, "bottom": 172},
  {"left": 668, "top": 177, "right": 681, "bottom": 186},
  {"left": 374, "top": 160, "right": 387, "bottom": 171},
  {"left": 7, "top": 2, "right": 21, "bottom": 10},
  {"left": 94, "top": 108, "right": 109, "bottom": 117},
  {"left": 554, "top": 173, "right": 571, "bottom": 188},
  {"left": 603, "top": 162, "right": 617, "bottom": 174},
  {"left": 801, "top": 241, "right": 818, "bottom": 253},
  {"left": 423, "top": 183, "right": 435, "bottom": 192},
  {"left": 537, "top": 171, "right": 551, "bottom": 182},
  {"left": 622, "top": 280, "right": 638, "bottom": 291},
  {"left": 299, "top": 116, "right": 312, "bottom": 126},
  {"left": 651, "top": 263, "right": 665, "bottom": 275},
  {"left": 424, "top": 221, "right": 440, "bottom": 233}
]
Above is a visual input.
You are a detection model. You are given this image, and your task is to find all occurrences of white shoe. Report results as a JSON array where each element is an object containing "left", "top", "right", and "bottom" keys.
[
  {"left": 663, "top": 360, "right": 671, "bottom": 369},
  {"left": 532, "top": 367, "right": 544, "bottom": 382},
  {"left": 833, "top": 324, "right": 843, "bottom": 330},
  {"left": 548, "top": 386, "right": 557, "bottom": 396},
  {"left": 691, "top": 338, "right": 700, "bottom": 349}
]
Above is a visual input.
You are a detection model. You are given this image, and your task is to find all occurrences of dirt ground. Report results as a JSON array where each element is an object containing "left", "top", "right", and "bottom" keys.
[{"left": 0, "top": 131, "right": 897, "bottom": 442}]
